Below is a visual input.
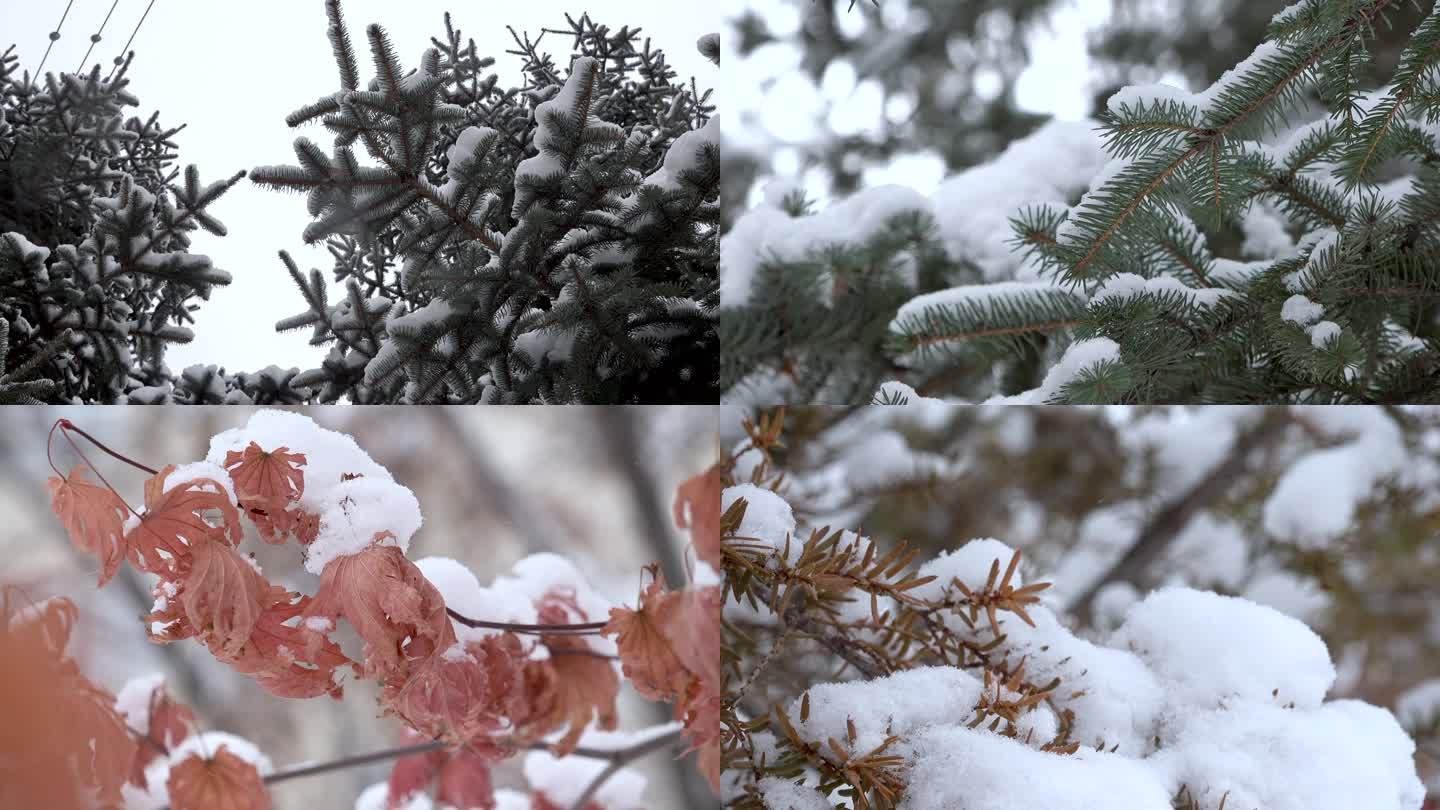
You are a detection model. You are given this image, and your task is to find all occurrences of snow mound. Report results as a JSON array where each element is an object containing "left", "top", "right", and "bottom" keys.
[
  {"left": 305, "top": 476, "right": 423, "bottom": 575},
  {"left": 903, "top": 725, "right": 1173, "bottom": 810},
  {"left": 911, "top": 538, "right": 1021, "bottom": 602},
  {"left": 723, "top": 484, "right": 799, "bottom": 563},
  {"left": 1113, "top": 587, "right": 1336, "bottom": 709},
  {"left": 207, "top": 411, "right": 424, "bottom": 574}
]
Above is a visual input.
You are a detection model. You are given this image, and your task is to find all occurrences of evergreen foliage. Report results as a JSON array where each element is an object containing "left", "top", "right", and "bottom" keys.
[
  {"left": 0, "top": 46, "right": 259, "bottom": 403},
  {"left": 724, "top": 0, "right": 1440, "bottom": 404},
  {"left": 719, "top": 405, "right": 1440, "bottom": 808},
  {"left": 726, "top": 0, "right": 1429, "bottom": 226},
  {"left": 252, "top": 1, "right": 719, "bottom": 403}
]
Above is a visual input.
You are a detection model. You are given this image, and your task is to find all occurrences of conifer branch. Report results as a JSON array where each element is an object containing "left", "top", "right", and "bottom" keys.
[{"left": 1071, "top": 0, "right": 1393, "bottom": 278}]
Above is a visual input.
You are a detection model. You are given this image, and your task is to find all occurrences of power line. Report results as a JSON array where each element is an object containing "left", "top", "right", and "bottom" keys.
[
  {"left": 106, "top": 0, "right": 156, "bottom": 81},
  {"left": 36, "top": 0, "right": 78, "bottom": 75},
  {"left": 76, "top": 0, "right": 121, "bottom": 74}
]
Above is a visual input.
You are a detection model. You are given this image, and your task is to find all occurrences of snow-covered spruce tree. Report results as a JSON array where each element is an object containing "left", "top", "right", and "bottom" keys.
[
  {"left": 251, "top": 2, "right": 719, "bottom": 403},
  {"left": 723, "top": 0, "right": 1440, "bottom": 405},
  {"left": 719, "top": 406, "right": 1436, "bottom": 809},
  {"left": 0, "top": 47, "right": 304, "bottom": 404}
]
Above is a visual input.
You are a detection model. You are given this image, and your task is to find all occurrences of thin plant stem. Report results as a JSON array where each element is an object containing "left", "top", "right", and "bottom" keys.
[
  {"left": 445, "top": 606, "right": 607, "bottom": 635},
  {"left": 55, "top": 419, "right": 160, "bottom": 475}
]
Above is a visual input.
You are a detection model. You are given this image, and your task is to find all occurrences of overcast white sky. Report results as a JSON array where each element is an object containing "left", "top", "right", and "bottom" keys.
[{"left": 3, "top": 0, "right": 720, "bottom": 373}]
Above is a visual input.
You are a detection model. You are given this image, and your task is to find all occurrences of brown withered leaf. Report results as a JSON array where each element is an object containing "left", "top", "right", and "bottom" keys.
[
  {"left": 673, "top": 465, "right": 721, "bottom": 569},
  {"left": 47, "top": 465, "right": 130, "bottom": 585},
  {"left": 166, "top": 746, "right": 270, "bottom": 810}
]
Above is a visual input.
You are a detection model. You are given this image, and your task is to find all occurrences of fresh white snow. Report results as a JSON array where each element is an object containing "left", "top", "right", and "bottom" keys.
[
  {"left": 161, "top": 461, "right": 238, "bottom": 505},
  {"left": 990, "top": 337, "right": 1122, "bottom": 404},
  {"left": 205, "top": 411, "right": 423, "bottom": 574},
  {"left": 305, "top": 475, "right": 423, "bottom": 575},
  {"left": 722, "top": 484, "right": 800, "bottom": 564}
]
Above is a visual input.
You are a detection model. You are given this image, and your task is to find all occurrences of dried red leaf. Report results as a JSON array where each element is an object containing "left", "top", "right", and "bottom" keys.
[
  {"left": 68, "top": 667, "right": 140, "bottom": 809},
  {"left": 126, "top": 465, "right": 243, "bottom": 576},
  {"left": 434, "top": 744, "right": 500, "bottom": 810},
  {"left": 521, "top": 593, "right": 619, "bottom": 755},
  {"left": 127, "top": 681, "right": 197, "bottom": 786},
  {"left": 680, "top": 678, "right": 720, "bottom": 795},
  {"left": 224, "top": 443, "right": 311, "bottom": 545},
  {"left": 6, "top": 591, "right": 79, "bottom": 657},
  {"left": 604, "top": 573, "right": 694, "bottom": 700},
  {"left": 143, "top": 579, "right": 195, "bottom": 645},
  {"left": 166, "top": 746, "right": 270, "bottom": 810},
  {"left": 223, "top": 442, "right": 306, "bottom": 504},
  {"left": 606, "top": 576, "right": 720, "bottom": 796},
  {"left": 387, "top": 734, "right": 501, "bottom": 810},
  {"left": 386, "top": 731, "right": 447, "bottom": 809},
  {"left": 47, "top": 465, "right": 130, "bottom": 585},
  {"left": 175, "top": 535, "right": 269, "bottom": 659},
  {"left": 0, "top": 592, "right": 136, "bottom": 810},
  {"left": 391, "top": 633, "right": 528, "bottom": 743},
  {"left": 673, "top": 465, "right": 721, "bottom": 569},
  {"left": 667, "top": 585, "right": 721, "bottom": 696},
  {"left": 219, "top": 589, "right": 349, "bottom": 700},
  {"left": 301, "top": 544, "right": 450, "bottom": 688}
]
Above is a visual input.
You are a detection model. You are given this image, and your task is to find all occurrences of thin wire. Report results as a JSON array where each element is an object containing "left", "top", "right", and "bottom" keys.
[
  {"left": 105, "top": 0, "right": 155, "bottom": 81},
  {"left": 36, "top": 0, "right": 78, "bottom": 75},
  {"left": 76, "top": 0, "right": 121, "bottom": 74}
]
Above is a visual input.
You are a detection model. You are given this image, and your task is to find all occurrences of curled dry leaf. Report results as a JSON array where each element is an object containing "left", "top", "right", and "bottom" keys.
[
  {"left": 391, "top": 633, "right": 529, "bottom": 744},
  {"left": 176, "top": 535, "right": 270, "bottom": 659},
  {"left": 681, "top": 677, "right": 721, "bottom": 794},
  {"left": 606, "top": 571, "right": 721, "bottom": 795},
  {"left": 302, "top": 542, "right": 450, "bottom": 687},
  {"left": 166, "top": 745, "right": 270, "bottom": 810},
  {"left": 127, "top": 681, "right": 197, "bottom": 787},
  {"left": 47, "top": 465, "right": 130, "bottom": 585},
  {"left": 222, "top": 589, "right": 349, "bottom": 700},
  {"left": 126, "top": 466, "right": 244, "bottom": 576},
  {"left": 388, "top": 729, "right": 503, "bottom": 810},
  {"left": 0, "top": 592, "right": 136, "bottom": 810},
  {"left": 522, "top": 592, "right": 619, "bottom": 755},
  {"left": 147, "top": 577, "right": 348, "bottom": 699},
  {"left": 606, "top": 577, "right": 691, "bottom": 701},
  {"left": 433, "top": 745, "right": 500, "bottom": 810},
  {"left": 7, "top": 590, "right": 78, "bottom": 657},
  {"left": 385, "top": 733, "right": 448, "bottom": 809},
  {"left": 222, "top": 443, "right": 310, "bottom": 544},
  {"left": 673, "top": 465, "right": 721, "bottom": 569},
  {"left": 666, "top": 585, "right": 721, "bottom": 696}
]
